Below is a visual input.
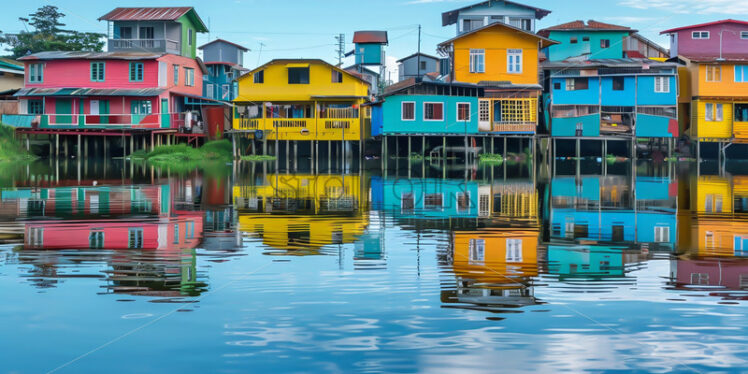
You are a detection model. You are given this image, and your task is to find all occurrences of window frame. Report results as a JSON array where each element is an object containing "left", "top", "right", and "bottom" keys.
[
  {"left": 28, "top": 99, "right": 44, "bottom": 114},
  {"left": 129, "top": 62, "right": 144, "bottom": 82},
  {"left": 288, "top": 67, "right": 310, "bottom": 84},
  {"left": 469, "top": 238, "right": 485, "bottom": 264},
  {"left": 654, "top": 76, "right": 670, "bottom": 93},
  {"left": 254, "top": 70, "right": 264, "bottom": 84},
  {"left": 507, "top": 49, "right": 523, "bottom": 74},
  {"left": 692, "top": 31, "right": 710, "bottom": 39},
  {"left": 401, "top": 101, "right": 416, "bottom": 121},
  {"left": 612, "top": 76, "right": 625, "bottom": 91},
  {"left": 29, "top": 63, "right": 44, "bottom": 83},
  {"left": 89, "top": 230, "right": 105, "bottom": 249},
  {"left": 705, "top": 102, "right": 714, "bottom": 121},
  {"left": 90, "top": 61, "right": 105, "bottom": 82},
  {"left": 331, "top": 69, "right": 343, "bottom": 83},
  {"left": 423, "top": 102, "right": 444, "bottom": 122},
  {"left": 506, "top": 238, "right": 523, "bottom": 262},
  {"left": 173, "top": 64, "right": 179, "bottom": 85},
  {"left": 469, "top": 49, "right": 485, "bottom": 73},
  {"left": 735, "top": 65, "right": 747, "bottom": 83},
  {"left": 600, "top": 39, "right": 611, "bottom": 48},
  {"left": 706, "top": 65, "right": 721, "bottom": 82},
  {"left": 128, "top": 227, "right": 144, "bottom": 249},
  {"left": 184, "top": 67, "right": 195, "bottom": 86},
  {"left": 456, "top": 102, "right": 471, "bottom": 122}
]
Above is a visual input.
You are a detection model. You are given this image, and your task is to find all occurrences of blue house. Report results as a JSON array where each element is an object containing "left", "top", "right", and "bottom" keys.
[
  {"left": 352, "top": 31, "right": 388, "bottom": 66},
  {"left": 547, "top": 244, "right": 628, "bottom": 280},
  {"left": 371, "top": 177, "right": 480, "bottom": 219},
  {"left": 549, "top": 175, "right": 677, "bottom": 249},
  {"left": 397, "top": 52, "right": 441, "bottom": 81},
  {"left": 538, "top": 20, "right": 634, "bottom": 61},
  {"left": 441, "top": 0, "right": 551, "bottom": 35},
  {"left": 371, "top": 79, "right": 482, "bottom": 137},
  {"left": 198, "top": 39, "right": 249, "bottom": 101},
  {"left": 543, "top": 59, "right": 679, "bottom": 138}
]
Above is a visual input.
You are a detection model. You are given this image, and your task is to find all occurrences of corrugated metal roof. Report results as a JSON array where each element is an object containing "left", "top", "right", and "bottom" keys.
[
  {"left": 442, "top": 1, "right": 551, "bottom": 26},
  {"left": 198, "top": 38, "right": 249, "bottom": 51},
  {"left": 15, "top": 87, "right": 165, "bottom": 97},
  {"left": 352, "top": 31, "right": 388, "bottom": 44},
  {"left": 541, "top": 58, "right": 679, "bottom": 69},
  {"left": 396, "top": 52, "right": 440, "bottom": 63},
  {"left": 661, "top": 19, "right": 748, "bottom": 34},
  {"left": 681, "top": 54, "right": 748, "bottom": 63},
  {"left": 98, "top": 7, "right": 208, "bottom": 32},
  {"left": 538, "top": 20, "right": 634, "bottom": 37},
  {"left": 18, "top": 51, "right": 164, "bottom": 61}
]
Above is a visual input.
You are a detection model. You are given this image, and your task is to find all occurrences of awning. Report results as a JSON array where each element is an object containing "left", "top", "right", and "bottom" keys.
[{"left": 15, "top": 87, "right": 165, "bottom": 97}]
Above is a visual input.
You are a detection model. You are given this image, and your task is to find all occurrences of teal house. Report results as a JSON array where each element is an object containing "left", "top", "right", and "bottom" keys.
[
  {"left": 538, "top": 20, "right": 634, "bottom": 61},
  {"left": 371, "top": 177, "right": 480, "bottom": 219},
  {"left": 352, "top": 31, "right": 388, "bottom": 66},
  {"left": 371, "top": 79, "right": 482, "bottom": 136}
]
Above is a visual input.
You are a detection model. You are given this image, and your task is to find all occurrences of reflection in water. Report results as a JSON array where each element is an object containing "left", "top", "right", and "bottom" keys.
[{"left": 0, "top": 159, "right": 747, "bottom": 372}]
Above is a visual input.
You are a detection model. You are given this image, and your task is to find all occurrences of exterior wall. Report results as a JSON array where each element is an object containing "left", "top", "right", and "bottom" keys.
[
  {"left": 548, "top": 245, "right": 625, "bottom": 278},
  {"left": 452, "top": 229, "right": 539, "bottom": 283},
  {"left": 636, "top": 75, "right": 677, "bottom": 105},
  {"left": 398, "top": 56, "right": 439, "bottom": 81},
  {"left": 0, "top": 74, "right": 24, "bottom": 92},
  {"left": 455, "top": 2, "right": 537, "bottom": 34},
  {"left": 671, "top": 23, "right": 748, "bottom": 57},
  {"left": 452, "top": 27, "right": 540, "bottom": 85},
  {"left": 636, "top": 114, "right": 677, "bottom": 137},
  {"left": 693, "top": 99, "right": 733, "bottom": 139},
  {"left": 202, "top": 43, "right": 243, "bottom": 65},
  {"left": 24, "top": 59, "right": 159, "bottom": 89},
  {"left": 177, "top": 15, "right": 199, "bottom": 58},
  {"left": 203, "top": 64, "right": 237, "bottom": 100},
  {"left": 546, "top": 31, "right": 629, "bottom": 61},
  {"left": 378, "top": 94, "right": 479, "bottom": 135},
  {"left": 550, "top": 77, "right": 600, "bottom": 105},
  {"left": 157, "top": 54, "right": 204, "bottom": 97},
  {"left": 355, "top": 44, "right": 383, "bottom": 65},
  {"left": 691, "top": 63, "right": 748, "bottom": 99},
  {"left": 600, "top": 76, "right": 636, "bottom": 106},
  {"left": 551, "top": 114, "right": 600, "bottom": 136},
  {"left": 373, "top": 178, "right": 480, "bottom": 218},
  {"left": 675, "top": 259, "right": 748, "bottom": 289}
]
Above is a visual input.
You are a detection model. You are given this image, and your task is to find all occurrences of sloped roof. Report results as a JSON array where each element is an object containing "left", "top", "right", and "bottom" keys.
[
  {"left": 99, "top": 7, "right": 208, "bottom": 32},
  {"left": 353, "top": 31, "right": 388, "bottom": 44},
  {"left": 396, "top": 52, "right": 441, "bottom": 63},
  {"left": 383, "top": 78, "right": 480, "bottom": 97},
  {"left": 239, "top": 59, "right": 370, "bottom": 85},
  {"left": 442, "top": 0, "right": 551, "bottom": 26},
  {"left": 538, "top": 20, "right": 634, "bottom": 37},
  {"left": 198, "top": 38, "right": 250, "bottom": 51},
  {"left": 437, "top": 21, "right": 559, "bottom": 50},
  {"left": 18, "top": 51, "right": 164, "bottom": 61},
  {"left": 661, "top": 19, "right": 748, "bottom": 34}
]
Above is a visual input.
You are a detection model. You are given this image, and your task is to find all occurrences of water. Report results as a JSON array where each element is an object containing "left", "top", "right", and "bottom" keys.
[{"left": 1, "top": 158, "right": 747, "bottom": 373}]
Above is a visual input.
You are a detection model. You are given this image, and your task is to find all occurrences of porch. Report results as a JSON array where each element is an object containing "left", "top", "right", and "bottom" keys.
[{"left": 478, "top": 98, "right": 537, "bottom": 134}]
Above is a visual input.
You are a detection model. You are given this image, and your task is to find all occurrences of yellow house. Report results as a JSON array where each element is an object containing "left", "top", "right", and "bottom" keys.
[
  {"left": 232, "top": 59, "right": 371, "bottom": 142},
  {"left": 679, "top": 56, "right": 748, "bottom": 141},
  {"left": 233, "top": 174, "right": 369, "bottom": 252},
  {"left": 437, "top": 22, "right": 558, "bottom": 133}
]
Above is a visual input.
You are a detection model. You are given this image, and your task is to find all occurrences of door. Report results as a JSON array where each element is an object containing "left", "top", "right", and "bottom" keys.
[
  {"left": 99, "top": 100, "right": 109, "bottom": 124},
  {"left": 55, "top": 99, "right": 72, "bottom": 124},
  {"left": 161, "top": 99, "right": 170, "bottom": 128},
  {"left": 478, "top": 99, "right": 491, "bottom": 132},
  {"left": 612, "top": 225, "right": 624, "bottom": 242}
]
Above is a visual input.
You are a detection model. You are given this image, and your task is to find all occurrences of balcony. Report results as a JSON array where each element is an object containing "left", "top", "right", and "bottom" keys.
[
  {"left": 108, "top": 38, "right": 180, "bottom": 54},
  {"left": 233, "top": 117, "right": 362, "bottom": 141}
]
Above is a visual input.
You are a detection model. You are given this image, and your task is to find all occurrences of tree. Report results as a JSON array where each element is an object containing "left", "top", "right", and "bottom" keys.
[{"left": 0, "top": 5, "right": 104, "bottom": 58}]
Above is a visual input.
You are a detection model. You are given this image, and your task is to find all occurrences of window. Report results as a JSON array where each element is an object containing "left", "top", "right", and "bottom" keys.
[
  {"left": 554, "top": 82, "right": 561, "bottom": 90},
  {"left": 600, "top": 39, "right": 611, "bottom": 48},
  {"left": 29, "top": 63, "right": 44, "bottom": 83},
  {"left": 469, "top": 49, "right": 485, "bottom": 73},
  {"left": 469, "top": 239, "right": 485, "bottom": 264},
  {"left": 716, "top": 103, "right": 724, "bottom": 122},
  {"left": 185, "top": 67, "right": 194, "bottom": 86},
  {"left": 705, "top": 103, "right": 714, "bottom": 121},
  {"left": 706, "top": 65, "right": 721, "bottom": 82},
  {"left": 28, "top": 227, "right": 43, "bottom": 247},
  {"left": 457, "top": 102, "right": 470, "bottom": 121},
  {"left": 692, "top": 31, "right": 710, "bottom": 39},
  {"left": 424, "top": 102, "right": 444, "bottom": 121},
  {"left": 28, "top": 100, "right": 43, "bottom": 114},
  {"left": 566, "top": 78, "right": 588, "bottom": 91},
  {"left": 479, "top": 194, "right": 490, "bottom": 217},
  {"left": 222, "top": 84, "right": 230, "bottom": 99},
  {"left": 735, "top": 65, "right": 747, "bottom": 82},
  {"left": 691, "top": 273, "right": 709, "bottom": 285},
  {"left": 90, "top": 62, "right": 105, "bottom": 82},
  {"left": 742, "top": 31, "right": 748, "bottom": 39},
  {"left": 506, "top": 239, "right": 522, "bottom": 262},
  {"left": 129, "top": 62, "right": 144, "bottom": 82},
  {"left": 401, "top": 102, "right": 415, "bottom": 121},
  {"left": 654, "top": 226, "right": 670, "bottom": 243},
  {"left": 736, "top": 103, "right": 748, "bottom": 122},
  {"left": 139, "top": 27, "right": 154, "bottom": 39},
  {"left": 206, "top": 83, "right": 214, "bottom": 99},
  {"left": 478, "top": 100, "right": 490, "bottom": 122},
  {"left": 507, "top": 49, "right": 522, "bottom": 74},
  {"left": 89, "top": 231, "right": 104, "bottom": 249},
  {"left": 654, "top": 76, "right": 670, "bottom": 93},
  {"left": 457, "top": 192, "right": 470, "bottom": 213},
  {"left": 173, "top": 64, "right": 179, "bottom": 85},
  {"left": 174, "top": 224, "right": 180, "bottom": 244},
  {"left": 424, "top": 193, "right": 443, "bottom": 210},
  {"left": 612, "top": 77, "right": 625, "bottom": 91},
  {"left": 570, "top": 36, "right": 578, "bottom": 44},
  {"left": 401, "top": 192, "right": 415, "bottom": 212},
  {"left": 288, "top": 67, "right": 310, "bottom": 84},
  {"left": 188, "top": 29, "right": 193, "bottom": 45},
  {"left": 254, "top": 70, "right": 264, "bottom": 83},
  {"left": 419, "top": 60, "right": 427, "bottom": 70},
  {"left": 119, "top": 26, "right": 132, "bottom": 39},
  {"left": 131, "top": 100, "right": 152, "bottom": 115},
  {"left": 128, "top": 228, "right": 143, "bottom": 249},
  {"left": 705, "top": 231, "right": 715, "bottom": 249},
  {"left": 332, "top": 70, "right": 343, "bottom": 83},
  {"left": 187, "top": 221, "right": 195, "bottom": 239},
  {"left": 582, "top": 36, "right": 590, "bottom": 42}
]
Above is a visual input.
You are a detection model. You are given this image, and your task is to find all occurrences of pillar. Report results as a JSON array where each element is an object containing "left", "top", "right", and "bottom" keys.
[{"left": 285, "top": 140, "right": 290, "bottom": 172}]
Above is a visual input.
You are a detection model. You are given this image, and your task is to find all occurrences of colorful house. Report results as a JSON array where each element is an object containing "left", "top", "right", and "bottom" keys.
[
  {"left": 543, "top": 59, "right": 679, "bottom": 137},
  {"left": 538, "top": 20, "right": 635, "bottom": 61},
  {"left": 9, "top": 7, "right": 209, "bottom": 135},
  {"left": 0, "top": 58, "right": 24, "bottom": 113},
  {"left": 397, "top": 53, "right": 441, "bottom": 81},
  {"left": 198, "top": 39, "right": 249, "bottom": 101},
  {"left": 547, "top": 244, "right": 630, "bottom": 280},
  {"left": 441, "top": 0, "right": 551, "bottom": 35},
  {"left": 232, "top": 59, "right": 371, "bottom": 142},
  {"left": 671, "top": 257, "right": 748, "bottom": 290},
  {"left": 437, "top": 22, "right": 557, "bottom": 134},
  {"left": 661, "top": 20, "right": 748, "bottom": 142},
  {"left": 352, "top": 31, "right": 388, "bottom": 66}
]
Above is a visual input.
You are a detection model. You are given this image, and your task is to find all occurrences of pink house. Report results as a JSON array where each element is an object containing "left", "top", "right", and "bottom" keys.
[{"left": 661, "top": 19, "right": 748, "bottom": 59}]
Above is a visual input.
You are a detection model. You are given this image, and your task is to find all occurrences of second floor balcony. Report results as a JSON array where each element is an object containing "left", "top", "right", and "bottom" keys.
[{"left": 108, "top": 38, "right": 180, "bottom": 54}]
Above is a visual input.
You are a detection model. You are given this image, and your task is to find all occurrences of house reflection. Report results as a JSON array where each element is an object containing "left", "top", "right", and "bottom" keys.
[{"left": 233, "top": 174, "right": 369, "bottom": 255}]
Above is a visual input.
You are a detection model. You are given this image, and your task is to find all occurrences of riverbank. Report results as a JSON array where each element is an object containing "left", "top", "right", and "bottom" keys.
[
  {"left": 0, "top": 125, "right": 36, "bottom": 162},
  {"left": 130, "top": 139, "right": 233, "bottom": 172}
]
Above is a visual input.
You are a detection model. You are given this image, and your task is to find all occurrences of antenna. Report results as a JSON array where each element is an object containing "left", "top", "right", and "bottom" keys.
[
  {"left": 335, "top": 33, "right": 345, "bottom": 66},
  {"left": 256, "top": 42, "right": 266, "bottom": 68},
  {"left": 417, "top": 24, "right": 422, "bottom": 80}
]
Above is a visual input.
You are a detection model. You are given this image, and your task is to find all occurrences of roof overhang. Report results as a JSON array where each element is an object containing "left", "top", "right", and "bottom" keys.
[{"left": 15, "top": 87, "right": 165, "bottom": 97}]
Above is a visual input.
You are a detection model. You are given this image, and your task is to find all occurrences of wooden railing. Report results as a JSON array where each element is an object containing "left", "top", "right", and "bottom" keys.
[{"left": 492, "top": 123, "right": 536, "bottom": 133}]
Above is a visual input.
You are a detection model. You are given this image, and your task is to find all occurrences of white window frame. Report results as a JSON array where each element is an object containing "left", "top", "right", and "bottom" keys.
[
  {"left": 736, "top": 65, "right": 747, "bottom": 83},
  {"left": 692, "top": 31, "right": 710, "bottom": 39},
  {"left": 29, "top": 63, "right": 44, "bottom": 83},
  {"left": 742, "top": 31, "right": 748, "bottom": 39},
  {"left": 469, "top": 49, "right": 485, "bottom": 73},
  {"left": 206, "top": 83, "right": 214, "bottom": 99},
  {"left": 456, "top": 102, "right": 471, "bottom": 122},
  {"left": 654, "top": 76, "right": 670, "bottom": 93},
  {"left": 423, "top": 193, "right": 444, "bottom": 210},
  {"left": 706, "top": 65, "right": 721, "bottom": 82},
  {"left": 423, "top": 102, "right": 444, "bottom": 122},
  {"left": 654, "top": 226, "right": 670, "bottom": 243},
  {"left": 506, "top": 239, "right": 523, "bottom": 262},
  {"left": 401, "top": 101, "right": 416, "bottom": 121},
  {"left": 716, "top": 103, "right": 724, "bottom": 122},
  {"left": 507, "top": 49, "right": 523, "bottom": 74},
  {"left": 456, "top": 192, "right": 470, "bottom": 213},
  {"left": 469, "top": 238, "right": 485, "bottom": 264},
  {"left": 734, "top": 235, "right": 746, "bottom": 252}
]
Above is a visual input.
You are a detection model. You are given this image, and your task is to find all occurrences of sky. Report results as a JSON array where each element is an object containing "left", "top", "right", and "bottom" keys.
[{"left": 1, "top": 0, "right": 746, "bottom": 78}]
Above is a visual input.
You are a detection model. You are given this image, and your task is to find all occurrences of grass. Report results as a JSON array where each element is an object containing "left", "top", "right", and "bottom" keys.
[
  {"left": 0, "top": 125, "right": 36, "bottom": 162},
  {"left": 137, "top": 140, "right": 233, "bottom": 172},
  {"left": 240, "top": 155, "right": 277, "bottom": 161},
  {"left": 478, "top": 153, "right": 504, "bottom": 164}
]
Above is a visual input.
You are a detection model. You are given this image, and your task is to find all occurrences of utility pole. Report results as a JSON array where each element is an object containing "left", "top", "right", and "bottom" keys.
[
  {"left": 256, "top": 42, "right": 266, "bottom": 68},
  {"left": 335, "top": 33, "right": 345, "bottom": 66},
  {"left": 417, "top": 25, "right": 422, "bottom": 80}
]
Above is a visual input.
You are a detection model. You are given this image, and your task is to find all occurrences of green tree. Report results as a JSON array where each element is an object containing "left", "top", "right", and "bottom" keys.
[{"left": 0, "top": 5, "right": 104, "bottom": 58}]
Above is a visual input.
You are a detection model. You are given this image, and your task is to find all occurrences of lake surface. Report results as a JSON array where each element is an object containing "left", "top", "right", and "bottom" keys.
[{"left": 1, "top": 158, "right": 747, "bottom": 373}]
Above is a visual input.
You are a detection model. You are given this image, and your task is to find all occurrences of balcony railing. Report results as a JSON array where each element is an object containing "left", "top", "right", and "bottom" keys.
[
  {"left": 108, "top": 38, "right": 180, "bottom": 54},
  {"left": 233, "top": 117, "right": 362, "bottom": 140},
  {"left": 492, "top": 123, "right": 536, "bottom": 133},
  {"left": 2, "top": 112, "right": 200, "bottom": 132}
]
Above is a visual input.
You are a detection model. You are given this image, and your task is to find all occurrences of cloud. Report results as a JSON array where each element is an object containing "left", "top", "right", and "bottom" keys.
[{"left": 619, "top": 0, "right": 748, "bottom": 14}]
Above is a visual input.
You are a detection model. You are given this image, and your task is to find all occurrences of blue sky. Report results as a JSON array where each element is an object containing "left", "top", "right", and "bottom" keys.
[{"left": 1, "top": 0, "right": 746, "bottom": 75}]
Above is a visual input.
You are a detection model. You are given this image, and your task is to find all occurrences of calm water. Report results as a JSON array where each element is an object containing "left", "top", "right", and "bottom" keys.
[{"left": 1, "top": 158, "right": 747, "bottom": 373}]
